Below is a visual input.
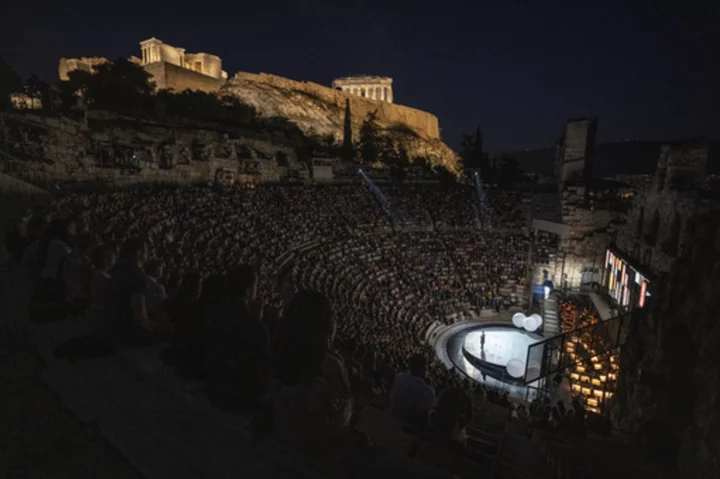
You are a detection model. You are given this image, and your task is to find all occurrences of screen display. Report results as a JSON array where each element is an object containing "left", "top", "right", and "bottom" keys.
[{"left": 604, "top": 249, "right": 650, "bottom": 309}]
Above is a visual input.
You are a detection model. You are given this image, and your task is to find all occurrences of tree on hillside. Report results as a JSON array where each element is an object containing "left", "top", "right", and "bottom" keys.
[
  {"left": 0, "top": 57, "right": 23, "bottom": 111},
  {"left": 25, "top": 73, "right": 51, "bottom": 112},
  {"left": 60, "top": 58, "right": 154, "bottom": 115},
  {"left": 58, "top": 69, "right": 94, "bottom": 111},
  {"left": 341, "top": 99, "right": 354, "bottom": 160},
  {"left": 460, "top": 126, "right": 489, "bottom": 171},
  {"left": 359, "top": 111, "right": 381, "bottom": 164}
]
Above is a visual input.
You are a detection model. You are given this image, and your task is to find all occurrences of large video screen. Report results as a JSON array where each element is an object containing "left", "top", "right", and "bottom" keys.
[{"left": 605, "top": 249, "right": 650, "bottom": 309}]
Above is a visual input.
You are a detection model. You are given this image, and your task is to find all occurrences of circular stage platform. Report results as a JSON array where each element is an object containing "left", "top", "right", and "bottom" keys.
[{"left": 440, "top": 322, "right": 545, "bottom": 401}]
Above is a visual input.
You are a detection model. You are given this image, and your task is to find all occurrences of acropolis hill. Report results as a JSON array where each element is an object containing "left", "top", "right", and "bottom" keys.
[{"left": 60, "top": 37, "right": 458, "bottom": 171}]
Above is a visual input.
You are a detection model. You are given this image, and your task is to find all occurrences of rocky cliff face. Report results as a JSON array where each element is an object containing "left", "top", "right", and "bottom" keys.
[{"left": 221, "top": 72, "right": 459, "bottom": 172}]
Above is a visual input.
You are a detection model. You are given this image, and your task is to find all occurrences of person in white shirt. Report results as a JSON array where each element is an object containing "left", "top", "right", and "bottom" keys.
[{"left": 388, "top": 354, "right": 435, "bottom": 425}]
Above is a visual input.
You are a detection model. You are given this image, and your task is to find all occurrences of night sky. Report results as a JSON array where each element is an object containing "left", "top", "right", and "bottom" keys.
[{"left": 1, "top": 0, "right": 718, "bottom": 152}]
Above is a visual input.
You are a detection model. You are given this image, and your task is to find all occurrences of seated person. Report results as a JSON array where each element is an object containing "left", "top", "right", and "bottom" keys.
[
  {"left": 388, "top": 354, "right": 435, "bottom": 426},
  {"left": 205, "top": 265, "right": 270, "bottom": 410},
  {"left": 144, "top": 259, "right": 168, "bottom": 316},
  {"left": 272, "top": 290, "right": 454, "bottom": 479},
  {"left": 105, "top": 237, "right": 154, "bottom": 345},
  {"left": 63, "top": 235, "right": 94, "bottom": 313},
  {"left": 427, "top": 387, "right": 473, "bottom": 447},
  {"left": 85, "top": 245, "right": 116, "bottom": 325}
]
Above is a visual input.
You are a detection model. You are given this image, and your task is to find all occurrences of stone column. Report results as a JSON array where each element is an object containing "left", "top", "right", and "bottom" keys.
[
  {"left": 368, "top": 87, "right": 374, "bottom": 99},
  {"left": 383, "top": 87, "right": 388, "bottom": 101},
  {"left": 387, "top": 88, "right": 393, "bottom": 103}
]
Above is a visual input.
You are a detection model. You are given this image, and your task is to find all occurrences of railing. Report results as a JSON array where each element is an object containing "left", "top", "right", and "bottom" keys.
[{"left": 523, "top": 312, "right": 631, "bottom": 385}]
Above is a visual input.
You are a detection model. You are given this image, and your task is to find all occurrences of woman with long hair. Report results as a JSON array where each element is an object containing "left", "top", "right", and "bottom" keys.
[
  {"left": 272, "top": 290, "right": 354, "bottom": 468},
  {"left": 272, "top": 290, "right": 454, "bottom": 479}
]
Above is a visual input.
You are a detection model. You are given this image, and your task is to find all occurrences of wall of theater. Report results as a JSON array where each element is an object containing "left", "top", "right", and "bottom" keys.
[{"left": 1, "top": 112, "right": 303, "bottom": 188}]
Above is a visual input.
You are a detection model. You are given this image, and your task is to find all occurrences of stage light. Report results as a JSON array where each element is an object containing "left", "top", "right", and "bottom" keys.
[
  {"left": 523, "top": 314, "right": 542, "bottom": 332},
  {"left": 512, "top": 312, "right": 526, "bottom": 328},
  {"left": 505, "top": 358, "right": 525, "bottom": 378}
]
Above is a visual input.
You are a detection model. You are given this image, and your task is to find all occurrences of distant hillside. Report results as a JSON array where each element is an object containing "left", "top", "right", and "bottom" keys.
[{"left": 508, "top": 140, "right": 719, "bottom": 177}]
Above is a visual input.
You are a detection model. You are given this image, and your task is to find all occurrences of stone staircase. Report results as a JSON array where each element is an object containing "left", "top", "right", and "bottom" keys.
[{"left": 541, "top": 294, "right": 560, "bottom": 337}]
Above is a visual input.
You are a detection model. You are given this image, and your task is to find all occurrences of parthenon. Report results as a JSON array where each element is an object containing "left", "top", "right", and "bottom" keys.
[{"left": 332, "top": 76, "right": 393, "bottom": 103}]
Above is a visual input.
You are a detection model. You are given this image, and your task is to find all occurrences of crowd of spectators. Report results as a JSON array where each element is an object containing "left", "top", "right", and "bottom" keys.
[
  {"left": 559, "top": 297, "right": 601, "bottom": 333},
  {"left": 4, "top": 182, "right": 536, "bottom": 476}
]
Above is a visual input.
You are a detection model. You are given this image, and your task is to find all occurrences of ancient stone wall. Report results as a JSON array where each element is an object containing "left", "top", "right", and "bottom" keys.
[
  {"left": 144, "top": 62, "right": 225, "bottom": 93},
  {"left": 0, "top": 112, "right": 303, "bottom": 188},
  {"left": 617, "top": 142, "right": 716, "bottom": 275},
  {"left": 58, "top": 57, "right": 108, "bottom": 81},
  {"left": 542, "top": 187, "right": 625, "bottom": 289}
]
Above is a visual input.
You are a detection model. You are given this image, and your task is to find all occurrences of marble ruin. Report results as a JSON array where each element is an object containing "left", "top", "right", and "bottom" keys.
[
  {"left": 59, "top": 38, "right": 227, "bottom": 93},
  {"left": 139, "top": 37, "right": 227, "bottom": 80},
  {"left": 332, "top": 76, "right": 394, "bottom": 103}
]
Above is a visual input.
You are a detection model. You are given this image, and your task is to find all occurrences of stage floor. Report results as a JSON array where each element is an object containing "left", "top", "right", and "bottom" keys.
[
  {"left": 463, "top": 328, "right": 541, "bottom": 367},
  {"left": 446, "top": 324, "right": 544, "bottom": 401}
]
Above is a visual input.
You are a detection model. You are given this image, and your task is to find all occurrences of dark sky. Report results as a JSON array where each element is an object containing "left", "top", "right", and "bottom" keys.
[{"left": 1, "top": 0, "right": 718, "bottom": 151}]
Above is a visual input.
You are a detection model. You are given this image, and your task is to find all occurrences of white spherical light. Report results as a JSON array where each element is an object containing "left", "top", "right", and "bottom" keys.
[
  {"left": 522, "top": 316, "right": 537, "bottom": 332},
  {"left": 506, "top": 358, "right": 526, "bottom": 378},
  {"left": 530, "top": 313, "right": 543, "bottom": 327},
  {"left": 512, "top": 312, "right": 526, "bottom": 328}
]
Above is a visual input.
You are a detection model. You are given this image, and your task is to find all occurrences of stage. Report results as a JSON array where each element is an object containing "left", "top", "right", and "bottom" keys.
[{"left": 438, "top": 322, "right": 546, "bottom": 401}]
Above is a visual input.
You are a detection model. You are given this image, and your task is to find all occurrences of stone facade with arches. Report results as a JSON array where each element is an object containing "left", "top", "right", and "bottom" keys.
[{"left": 617, "top": 140, "right": 717, "bottom": 275}]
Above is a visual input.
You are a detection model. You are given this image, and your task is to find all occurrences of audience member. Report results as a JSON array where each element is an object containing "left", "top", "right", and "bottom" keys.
[{"left": 389, "top": 354, "right": 435, "bottom": 426}]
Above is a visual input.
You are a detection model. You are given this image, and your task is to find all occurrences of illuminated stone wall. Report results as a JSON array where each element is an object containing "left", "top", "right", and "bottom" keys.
[
  {"left": 144, "top": 62, "right": 225, "bottom": 93},
  {"left": 58, "top": 57, "right": 109, "bottom": 81}
]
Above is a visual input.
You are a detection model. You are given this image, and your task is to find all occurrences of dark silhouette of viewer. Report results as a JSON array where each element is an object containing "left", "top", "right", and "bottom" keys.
[
  {"left": 206, "top": 264, "right": 270, "bottom": 411},
  {"left": 106, "top": 237, "right": 154, "bottom": 345},
  {"left": 389, "top": 354, "right": 436, "bottom": 426}
]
